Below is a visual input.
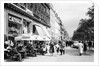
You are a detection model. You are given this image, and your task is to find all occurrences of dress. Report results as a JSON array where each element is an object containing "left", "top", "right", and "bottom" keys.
[
  {"left": 78, "top": 43, "right": 84, "bottom": 54},
  {"left": 55, "top": 44, "right": 59, "bottom": 53},
  {"left": 50, "top": 44, "right": 54, "bottom": 53}
]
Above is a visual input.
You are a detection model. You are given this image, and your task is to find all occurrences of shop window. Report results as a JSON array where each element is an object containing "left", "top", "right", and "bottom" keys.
[
  {"left": 33, "top": 25, "right": 38, "bottom": 35},
  {"left": 33, "top": 25, "right": 36, "bottom": 33},
  {"left": 23, "top": 22, "right": 27, "bottom": 34},
  {"left": 23, "top": 20, "right": 30, "bottom": 34},
  {"left": 8, "top": 22, "right": 21, "bottom": 35},
  {"left": 8, "top": 15, "right": 22, "bottom": 35},
  {"left": 30, "top": 3, "right": 33, "bottom": 11}
]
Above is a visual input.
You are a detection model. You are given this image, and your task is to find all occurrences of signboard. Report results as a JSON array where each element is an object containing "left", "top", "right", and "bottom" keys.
[{"left": 8, "top": 15, "right": 21, "bottom": 23}]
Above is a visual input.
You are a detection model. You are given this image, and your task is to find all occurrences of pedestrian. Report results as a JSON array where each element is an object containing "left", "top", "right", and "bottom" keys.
[
  {"left": 59, "top": 41, "right": 65, "bottom": 55},
  {"left": 78, "top": 41, "right": 84, "bottom": 56},
  {"left": 46, "top": 43, "right": 50, "bottom": 55},
  {"left": 11, "top": 45, "right": 22, "bottom": 61},
  {"left": 55, "top": 43, "right": 60, "bottom": 54},
  {"left": 83, "top": 41, "right": 87, "bottom": 54},
  {"left": 42, "top": 45, "right": 47, "bottom": 55},
  {"left": 88, "top": 41, "right": 92, "bottom": 50},
  {"left": 63, "top": 41, "right": 66, "bottom": 54},
  {"left": 49, "top": 42, "right": 54, "bottom": 56}
]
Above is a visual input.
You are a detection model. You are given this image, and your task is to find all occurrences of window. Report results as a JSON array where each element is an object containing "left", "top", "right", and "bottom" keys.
[
  {"left": 33, "top": 25, "right": 36, "bottom": 33},
  {"left": 8, "top": 22, "right": 21, "bottom": 34},
  {"left": 8, "top": 15, "right": 22, "bottom": 35},
  {"left": 23, "top": 19, "right": 30, "bottom": 34},
  {"left": 32, "top": 25, "right": 39, "bottom": 35}
]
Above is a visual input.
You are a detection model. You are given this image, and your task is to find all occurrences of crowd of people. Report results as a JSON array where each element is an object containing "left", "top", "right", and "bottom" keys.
[
  {"left": 4, "top": 36, "right": 37, "bottom": 61},
  {"left": 72, "top": 40, "right": 94, "bottom": 56},
  {"left": 48, "top": 41, "right": 66, "bottom": 56},
  {"left": 4, "top": 36, "right": 94, "bottom": 61},
  {"left": 4, "top": 36, "right": 67, "bottom": 62}
]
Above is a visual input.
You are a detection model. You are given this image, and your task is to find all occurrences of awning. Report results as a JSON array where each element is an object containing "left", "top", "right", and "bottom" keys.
[
  {"left": 15, "top": 25, "right": 51, "bottom": 41},
  {"left": 42, "top": 36, "right": 51, "bottom": 41},
  {"left": 15, "top": 34, "right": 44, "bottom": 41},
  {"left": 21, "top": 34, "right": 31, "bottom": 40},
  {"left": 41, "top": 26, "right": 51, "bottom": 38},
  {"left": 30, "top": 35, "right": 43, "bottom": 41},
  {"left": 35, "top": 25, "right": 44, "bottom": 36},
  {"left": 15, "top": 34, "right": 31, "bottom": 40},
  {"left": 35, "top": 25, "right": 51, "bottom": 41},
  {"left": 15, "top": 35, "right": 22, "bottom": 40}
]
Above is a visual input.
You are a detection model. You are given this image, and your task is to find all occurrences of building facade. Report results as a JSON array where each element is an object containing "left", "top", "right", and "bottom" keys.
[
  {"left": 50, "top": 5, "right": 61, "bottom": 42},
  {"left": 4, "top": 3, "right": 68, "bottom": 42},
  {"left": 50, "top": 4, "right": 68, "bottom": 42},
  {"left": 4, "top": 3, "right": 51, "bottom": 40}
]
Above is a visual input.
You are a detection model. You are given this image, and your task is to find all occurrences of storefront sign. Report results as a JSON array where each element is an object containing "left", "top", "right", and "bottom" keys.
[{"left": 8, "top": 15, "right": 21, "bottom": 23}]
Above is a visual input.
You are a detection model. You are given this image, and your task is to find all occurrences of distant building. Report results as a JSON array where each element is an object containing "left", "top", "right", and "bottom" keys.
[
  {"left": 50, "top": 4, "right": 69, "bottom": 42},
  {"left": 50, "top": 5, "right": 61, "bottom": 42}
]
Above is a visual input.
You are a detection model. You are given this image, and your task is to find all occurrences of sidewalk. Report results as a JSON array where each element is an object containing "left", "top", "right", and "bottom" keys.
[
  {"left": 22, "top": 48, "right": 94, "bottom": 62},
  {"left": 5, "top": 47, "right": 94, "bottom": 62},
  {"left": 65, "top": 47, "right": 94, "bottom": 56}
]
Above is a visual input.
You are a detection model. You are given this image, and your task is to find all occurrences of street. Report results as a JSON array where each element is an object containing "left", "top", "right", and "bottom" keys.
[
  {"left": 23, "top": 47, "right": 94, "bottom": 62},
  {"left": 3, "top": 3, "right": 94, "bottom": 63}
]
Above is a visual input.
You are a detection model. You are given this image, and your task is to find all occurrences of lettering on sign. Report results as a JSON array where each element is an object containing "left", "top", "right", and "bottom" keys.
[{"left": 8, "top": 15, "right": 21, "bottom": 23}]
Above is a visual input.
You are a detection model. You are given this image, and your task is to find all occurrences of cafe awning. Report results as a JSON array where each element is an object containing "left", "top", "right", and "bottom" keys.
[
  {"left": 15, "top": 25, "right": 51, "bottom": 41},
  {"left": 15, "top": 34, "right": 31, "bottom": 40},
  {"left": 15, "top": 35, "right": 22, "bottom": 40},
  {"left": 30, "top": 35, "right": 43, "bottom": 41},
  {"left": 35, "top": 25, "right": 44, "bottom": 36},
  {"left": 35, "top": 26, "right": 50, "bottom": 41},
  {"left": 42, "top": 26, "right": 51, "bottom": 38},
  {"left": 42, "top": 36, "right": 51, "bottom": 41},
  {"left": 15, "top": 34, "right": 44, "bottom": 41}
]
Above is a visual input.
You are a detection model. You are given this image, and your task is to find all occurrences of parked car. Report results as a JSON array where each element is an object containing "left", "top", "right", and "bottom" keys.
[{"left": 71, "top": 41, "right": 79, "bottom": 49}]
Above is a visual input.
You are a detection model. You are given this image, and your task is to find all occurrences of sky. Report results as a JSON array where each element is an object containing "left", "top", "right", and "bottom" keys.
[{"left": 52, "top": 2, "right": 93, "bottom": 38}]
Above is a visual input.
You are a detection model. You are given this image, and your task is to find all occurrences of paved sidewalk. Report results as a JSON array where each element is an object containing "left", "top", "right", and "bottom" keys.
[
  {"left": 4, "top": 47, "right": 94, "bottom": 62},
  {"left": 22, "top": 47, "right": 94, "bottom": 62},
  {"left": 65, "top": 47, "right": 94, "bottom": 56}
]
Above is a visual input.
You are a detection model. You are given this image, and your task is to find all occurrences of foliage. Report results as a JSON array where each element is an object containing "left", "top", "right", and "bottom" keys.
[{"left": 72, "top": 5, "right": 94, "bottom": 41}]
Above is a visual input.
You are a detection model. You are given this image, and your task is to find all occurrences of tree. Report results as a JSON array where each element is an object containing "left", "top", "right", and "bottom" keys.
[{"left": 72, "top": 5, "right": 94, "bottom": 41}]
